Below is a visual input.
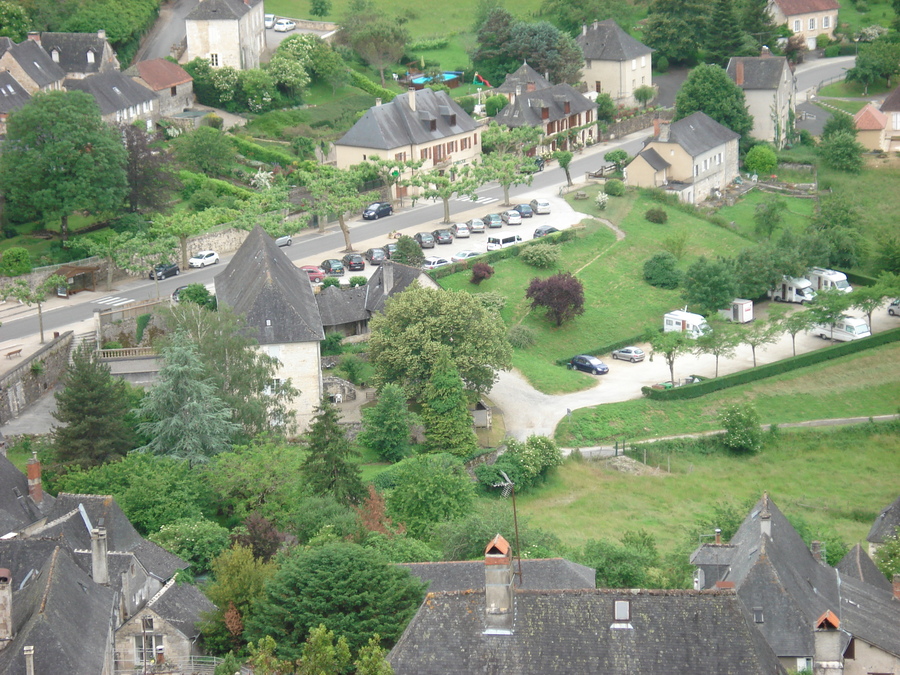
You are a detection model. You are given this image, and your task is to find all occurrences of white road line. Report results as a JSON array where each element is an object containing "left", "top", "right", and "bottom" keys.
[
  {"left": 95, "top": 296, "right": 133, "bottom": 306},
  {"left": 456, "top": 196, "right": 498, "bottom": 204}
]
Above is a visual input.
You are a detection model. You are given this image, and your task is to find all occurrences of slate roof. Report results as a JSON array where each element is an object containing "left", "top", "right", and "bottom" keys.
[
  {"left": 38, "top": 32, "right": 115, "bottom": 75},
  {"left": 187, "top": 0, "right": 261, "bottom": 21},
  {"left": 881, "top": 86, "right": 900, "bottom": 113},
  {"left": 389, "top": 588, "right": 786, "bottom": 675},
  {"left": 494, "top": 62, "right": 552, "bottom": 94},
  {"left": 661, "top": 111, "right": 740, "bottom": 157},
  {"left": 0, "top": 454, "right": 54, "bottom": 533},
  {"left": 854, "top": 103, "right": 887, "bottom": 130},
  {"left": 772, "top": 0, "right": 839, "bottom": 16},
  {"left": 337, "top": 88, "right": 478, "bottom": 151},
  {"left": 638, "top": 147, "right": 669, "bottom": 171},
  {"left": 146, "top": 577, "right": 216, "bottom": 639},
  {"left": 576, "top": 19, "right": 652, "bottom": 61},
  {"left": 131, "top": 58, "right": 193, "bottom": 91},
  {"left": 316, "top": 284, "right": 370, "bottom": 328},
  {"left": 0, "top": 36, "right": 66, "bottom": 88},
  {"left": 0, "top": 71, "right": 32, "bottom": 115},
  {"left": 726, "top": 56, "right": 791, "bottom": 90},
  {"left": 215, "top": 226, "right": 325, "bottom": 345},
  {"left": 64, "top": 71, "right": 157, "bottom": 115},
  {"left": 363, "top": 261, "right": 432, "bottom": 314},
  {"left": 867, "top": 495, "right": 900, "bottom": 544},
  {"left": 837, "top": 544, "right": 892, "bottom": 593},
  {"left": 495, "top": 83, "right": 595, "bottom": 128},
  {"left": 398, "top": 558, "right": 596, "bottom": 592}
]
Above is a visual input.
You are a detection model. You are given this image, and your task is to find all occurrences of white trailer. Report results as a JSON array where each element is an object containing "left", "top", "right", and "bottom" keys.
[
  {"left": 768, "top": 276, "right": 816, "bottom": 304},
  {"left": 664, "top": 309, "right": 710, "bottom": 338},
  {"left": 810, "top": 316, "right": 871, "bottom": 341},
  {"left": 717, "top": 299, "right": 754, "bottom": 323},
  {"left": 806, "top": 267, "right": 852, "bottom": 293}
]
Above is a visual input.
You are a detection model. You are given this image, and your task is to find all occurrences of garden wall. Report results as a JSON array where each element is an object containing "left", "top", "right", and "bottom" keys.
[
  {"left": 602, "top": 109, "right": 674, "bottom": 140},
  {"left": 0, "top": 331, "right": 73, "bottom": 426}
]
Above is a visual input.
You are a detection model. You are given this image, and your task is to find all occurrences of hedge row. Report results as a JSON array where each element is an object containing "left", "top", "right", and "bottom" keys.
[
  {"left": 553, "top": 333, "right": 649, "bottom": 366},
  {"left": 178, "top": 170, "right": 255, "bottom": 199},
  {"left": 349, "top": 71, "right": 397, "bottom": 102},
  {"left": 641, "top": 326, "right": 900, "bottom": 401},
  {"left": 845, "top": 270, "right": 878, "bottom": 287},
  {"left": 231, "top": 136, "right": 298, "bottom": 167}
]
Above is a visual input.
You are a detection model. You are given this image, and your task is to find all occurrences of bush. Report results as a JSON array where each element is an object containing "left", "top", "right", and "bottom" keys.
[
  {"left": 135, "top": 314, "right": 151, "bottom": 344},
  {"left": 604, "top": 179, "right": 625, "bottom": 196},
  {"left": 348, "top": 70, "right": 396, "bottom": 101},
  {"left": 507, "top": 325, "right": 536, "bottom": 349},
  {"left": 485, "top": 94, "right": 509, "bottom": 117},
  {"left": 321, "top": 277, "right": 340, "bottom": 289},
  {"left": 231, "top": 136, "right": 298, "bottom": 166},
  {"left": 854, "top": 0, "right": 868, "bottom": 12},
  {"left": 595, "top": 191, "right": 609, "bottom": 210},
  {"left": 655, "top": 55, "right": 669, "bottom": 73},
  {"left": 645, "top": 207, "right": 668, "bottom": 224},
  {"left": 643, "top": 252, "right": 681, "bottom": 288},
  {"left": 799, "top": 129, "right": 816, "bottom": 147},
  {"left": 457, "top": 96, "right": 476, "bottom": 115},
  {"left": 473, "top": 291, "right": 506, "bottom": 313},
  {"left": 349, "top": 276, "right": 367, "bottom": 287},
  {"left": 719, "top": 403, "right": 763, "bottom": 453},
  {"left": 338, "top": 354, "right": 366, "bottom": 385},
  {"left": 823, "top": 45, "right": 840, "bottom": 57},
  {"left": 321, "top": 332, "right": 344, "bottom": 355},
  {"left": 148, "top": 517, "right": 230, "bottom": 575},
  {"left": 0, "top": 247, "right": 32, "bottom": 276},
  {"left": 470, "top": 262, "right": 495, "bottom": 285},
  {"left": 520, "top": 244, "right": 560, "bottom": 268},
  {"left": 744, "top": 144, "right": 778, "bottom": 175}
]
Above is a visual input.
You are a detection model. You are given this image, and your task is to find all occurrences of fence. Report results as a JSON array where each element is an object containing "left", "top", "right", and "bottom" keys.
[
  {"left": 97, "top": 347, "right": 156, "bottom": 359},
  {"left": 114, "top": 655, "right": 252, "bottom": 675},
  {"left": 96, "top": 298, "right": 170, "bottom": 326}
]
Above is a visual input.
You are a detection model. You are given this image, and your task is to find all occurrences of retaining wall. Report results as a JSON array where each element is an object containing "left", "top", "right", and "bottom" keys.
[{"left": 0, "top": 331, "right": 73, "bottom": 425}]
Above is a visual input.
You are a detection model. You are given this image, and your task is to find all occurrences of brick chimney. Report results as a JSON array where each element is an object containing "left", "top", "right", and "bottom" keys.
[
  {"left": 541, "top": 105, "right": 549, "bottom": 120},
  {"left": 0, "top": 569, "right": 12, "bottom": 650},
  {"left": 26, "top": 32, "right": 40, "bottom": 44},
  {"left": 811, "top": 541, "right": 823, "bottom": 563},
  {"left": 91, "top": 528, "right": 109, "bottom": 585},
  {"left": 760, "top": 492, "right": 772, "bottom": 538},
  {"left": 24, "top": 646, "right": 34, "bottom": 675},
  {"left": 893, "top": 574, "right": 900, "bottom": 601},
  {"left": 715, "top": 528, "right": 722, "bottom": 545},
  {"left": 26, "top": 451, "right": 42, "bottom": 504},
  {"left": 408, "top": 87, "right": 416, "bottom": 112},
  {"left": 483, "top": 534, "right": 514, "bottom": 634},
  {"left": 653, "top": 118, "right": 660, "bottom": 136},
  {"left": 526, "top": 81, "right": 536, "bottom": 92},
  {"left": 760, "top": 45, "right": 772, "bottom": 57},
  {"left": 736, "top": 60, "right": 744, "bottom": 86}
]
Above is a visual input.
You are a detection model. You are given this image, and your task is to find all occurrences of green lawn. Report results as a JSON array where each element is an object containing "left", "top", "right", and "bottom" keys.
[
  {"left": 555, "top": 341, "right": 900, "bottom": 446},
  {"left": 819, "top": 98, "right": 868, "bottom": 115},
  {"left": 714, "top": 188, "right": 815, "bottom": 241},
  {"left": 818, "top": 79, "right": 894, "bottom": 98},
  {"left": 837, "top": 2, "right": 897, "bottom": 36}
]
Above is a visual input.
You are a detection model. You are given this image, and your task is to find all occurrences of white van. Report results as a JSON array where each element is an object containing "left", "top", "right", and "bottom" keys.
[
  {"left": 811, "top": 316, "right": 871, "bottom": 341},
  {"left": 487, "top": 234, "right": 522, "bottom": 251},
  {"left": 663, "top": 309, "right": 710, "bottom": 338}
]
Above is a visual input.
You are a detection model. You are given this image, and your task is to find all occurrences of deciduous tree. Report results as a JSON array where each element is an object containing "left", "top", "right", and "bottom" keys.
[
  {"left": 807, "top": 287, "right": 853, "bottom": 340},
  {"left": 358, "top": 383, "right": 414, "bottom": 463},
  {"left": 737, "top": 316, "right": 781, "bottom": 366},
  {"left": 821, "top": 113, "right": 858, "bottom": 140},
  {"left": 525, "top": 272, "right": 585, "bottom": 326},
  {"left": 649, "top": 330, "right": 693, "bottom": 384},
  {"left": 0, "top": 274, "right": 66, "bottom": 343},
  {"left": 719, "top": 403, "right": 762, "bottom": 453},
  {"left": 818, "top": 130, "right": 866, "bottom": 173},
  {"left": 407, "top": 165, "right": 483, "bottom": 222},
  {"left": 693, "top": 318, "right": 739, "bottom": 377},
  {"left": 301, "top": 398, "right": 366, "bottom": 505},
  {"left": 745, "top": 144, "right": 778, "bottom": 177},
  {"left": 681, "top": 256, "right": 736, "bottom": 317},
  {"left": 753, "top": 195, "right": 785, "bottom": 239},
  {"left": 851, "top": 285, "right": 888, "bottom": 332},
  {"left": 149, "top": 517, "right": 230, "bottom": 575},
  {"left": 577, "top": 530, "right": 660, "bottom": 588},
  {"left": 300, "top": 165, "right": 372, "bottom": 250},
  {"left": 0, "top": 1, "right": 30, "bottom": 41},
  {"left": 173, "top": 126, "right": 235, "bottom": 176},
  {"left": 675, "top": 64, "right": 753, "bottom": 138},
  {"left": 554, "top": 150, "right": 574, "bottom": 186}
]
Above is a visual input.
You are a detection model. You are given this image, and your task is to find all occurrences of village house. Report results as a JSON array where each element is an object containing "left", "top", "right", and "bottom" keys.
[
  {"left": 768, "top": 0, "right": 840, "bottom": 50},
  {"left": 853, "top": 103, "right": 888, "bottom": 151},
  {"left": 64, "top": 70, "right": 160, "bottom": 129},
  {"left": 184, "top": 0, "right": 265, "bottom": 70},
  {"left": 575, "top": 19, "right": 654, "bottom": 105},
  {"left": 128, "top": 58, "right": 195, "bottom": 118},
  {"left": 28, "top": 30, "right": 119, "bottom": 79},
  {"left": 0, "top": 36, "right": 65, "bottom": 95},
  {"left": 494, "top": 82, "right": 596, "bottom": 153},
  {"left": 726, "top": 52, "right": 795, "bottom": 148},
  {"left": 0, "top": 71, "right": 31, "bottom": 136},
  {"left": 491, "top": 61, "right": 551, "bottom": 102},
  {"left": 879, "top": 86, "right": 900, "bottom": 145},
  {"left": 867, "top": 494, "right": 900, "bottom": 556}
]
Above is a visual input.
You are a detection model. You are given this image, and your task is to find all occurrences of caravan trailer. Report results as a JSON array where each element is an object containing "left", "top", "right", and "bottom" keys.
[
  {"left": 810, "top": 316, "right": 870, "bottom": 342},
  {"left": 717, "top": 299, "right": 754, "bottom": 323},
  {"left": 663, "top": 310, "right": 710, "bottom": 338}
]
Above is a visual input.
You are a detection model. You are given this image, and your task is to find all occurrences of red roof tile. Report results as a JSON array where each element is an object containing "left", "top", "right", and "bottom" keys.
[
  {"left": 854, "top": 104, "right": 887, "bottom": 130},
  {"left": 772, "top": 0, "right": 839, "bottom": 16},
  {"left": 134, "top": 58, "right": 192, "bottom": 91}
]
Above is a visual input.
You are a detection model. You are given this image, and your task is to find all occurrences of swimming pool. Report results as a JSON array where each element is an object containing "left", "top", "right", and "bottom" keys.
[{"left": 410, "top": 71, "right": 463, "bottom": 85}]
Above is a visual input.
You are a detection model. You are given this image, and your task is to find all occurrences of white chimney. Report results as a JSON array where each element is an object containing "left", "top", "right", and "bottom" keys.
[
  {"left": 375, "top": 97, "right": 382, "bottom": 106},
  {"left": 814, "top": 611, "right": 844, "bottom": 675},
  {"left": 24, "top": 646, "right": 35, "bottom": 675},
  {"left": 382, "top": 260, "right": 394, "bottom": 296},
  {"left": 408, "top": 87, "right": 416, "bottom": 112},
  {"left": 582, "top": 24, "right": 587, "bottom": 36},
  {"left": 91, "top": 528, "right": 109, "bottom": 585},
  {"left": 97, "top": 29, "right": 106, "bottom": 40},
  {"left": 658, "top": 122, "right": 670, "bottom": 142},
  {"left": 760, "top": 492, "right": 772, "bottom": 538},
  {"left": 483, "top": 534, "right": 514, "bottom": 634},
  {"left": 0, "top": 569, "right": 11, "bottom": 650}
]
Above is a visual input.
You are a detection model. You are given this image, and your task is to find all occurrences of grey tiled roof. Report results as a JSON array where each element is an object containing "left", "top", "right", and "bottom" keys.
[
  {"left": 38, "top": 32, "right": 114, "bottom": 75},
  {"left": 0, "top": 454, "right": 54, "bottom": 533},
  {"left": 398, "top": 558, "right": 596, "bottom": 592},
  {"left": 494, "top": 62, "right": 552, "bottom": 94},
  {"left": 148, "top": 578, "right": 216, "bottom": 639},
  {"left": 881, "top": 86, "right": 900, "bottom": 112},
  {"left": 666, "top": 111, "right": 740, "bottom": 157},
  {"left": 187, "top": 0, "right": 261, "bottom": 21},
  {"left": 337, "top": 88, "right": 477, "bottom": 151},
  {"left": 867, "top": 494, "right": 900, "bottom": 544},
  {"left": 494, "top": 83, "right": 595, "bottom": 128},
  {"left": 837, "top": 544, "right": 892, "bottom": 594},
  {"left": 316, "top": 285, "right": 369, "bottom": 328},
  {"left": 0, "top": 71, "right": 32, "bottom": 115},
  {"left": 576, "top": 19, "right": 652, "bottom": 61},
  {"left": 389, "top": 588, "right": 786, "bottom": 675},
  {"left": 40, "top": 493, "right": 143, "bottom": 552},
  {"left": 64, "top": 71, "right": 157, "bottom": 114},
  {"left": 0, "top": 36, "right": 66, "bottom": 88},
  {"left": 363, "top": 261, "right": 432, "bottom": 314},
  {"left": 638, "top": 147, "right": 669, "bottom": 171},
  {"left": 726, "top": 57, "right": 791, "bottom": 90},
  {"left": 215, "top": 226, "right": 325, "bottom": 344}
]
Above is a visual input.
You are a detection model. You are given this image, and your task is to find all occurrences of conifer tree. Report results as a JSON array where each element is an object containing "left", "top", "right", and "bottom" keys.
[
  {"left": 301, "top": 398, "right": 366, "bottom": 505},
  {"left": 706, "top": 0, "right": 748, "bottom": 66},
  {"left": 358, "top": 383, "right": 414, "bottom": 463},
  {"left": 420, "top": 354, "right": 479, "bottom": 457}
]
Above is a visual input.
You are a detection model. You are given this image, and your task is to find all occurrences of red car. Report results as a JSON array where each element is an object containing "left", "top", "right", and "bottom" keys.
[{"left": 300, "top": 265, "right": 326, "bottom": 283}]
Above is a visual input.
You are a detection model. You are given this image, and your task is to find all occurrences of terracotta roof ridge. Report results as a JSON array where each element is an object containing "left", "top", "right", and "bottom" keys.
[{"left": 38, "top": 546, "right": 61, "bottom": 614}]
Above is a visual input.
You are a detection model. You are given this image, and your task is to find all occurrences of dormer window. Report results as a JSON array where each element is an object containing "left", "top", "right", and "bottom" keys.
[
  {"left": 51, "top": 49, "right": 60, "bottom": 63},
  {"left": 611, "top": 599, "right": 633, "bottom": 630},
  {"left": 429, "top": 119, "right": 436, "bottom": 131},
  {"left": 753, "top": 607, "right": 764, "bottom": 623},
  {"left": 87, "top": 51, "right": 95, "bottom": 64}
]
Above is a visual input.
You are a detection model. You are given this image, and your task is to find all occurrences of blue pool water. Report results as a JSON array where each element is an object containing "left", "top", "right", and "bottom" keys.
[{"left": 411, "top": 72, "right": 462, "bottom": 85}]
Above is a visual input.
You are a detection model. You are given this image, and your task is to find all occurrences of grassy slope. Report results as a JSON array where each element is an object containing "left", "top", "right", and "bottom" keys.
[{"left": 714, "top": 188, "right": 815, "bottom": 241}]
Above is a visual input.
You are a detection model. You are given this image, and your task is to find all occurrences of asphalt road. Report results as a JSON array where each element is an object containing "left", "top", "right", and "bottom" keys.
[{"left": 135, "top": 0, "right": 199, "bottom": 62}]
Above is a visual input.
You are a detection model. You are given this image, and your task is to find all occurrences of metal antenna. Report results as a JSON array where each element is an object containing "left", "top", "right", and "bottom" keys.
[{"left": 492, "top": 470, "right": 524, "bottom": 585}]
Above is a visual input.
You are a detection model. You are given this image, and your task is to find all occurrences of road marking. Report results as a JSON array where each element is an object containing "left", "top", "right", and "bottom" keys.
[
  {"left": 95, "top": 296, "right": 134, "bottom": 306},
  {"left": 456, "top": 196, "right": 498, "bottom": 205}
]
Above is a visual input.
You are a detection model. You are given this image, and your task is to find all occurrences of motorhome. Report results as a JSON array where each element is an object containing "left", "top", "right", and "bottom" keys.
[
  {"left": 486, "top": 234, "right": 522, "bottom": 251},
  {"left": 811, "top": 316, "right": 871, "bottom": 341},
  {"left": 663, "top": 309, "right": 710, "bottom": 338},
  {"left": 806, "top": 267, "right": 852, "bottom": 293},
  {"left": 717, "top": 299, "right": 753, "bottom": 323},
  {"left": 769, "top": 276, "right": 816, "bottom": 304}
]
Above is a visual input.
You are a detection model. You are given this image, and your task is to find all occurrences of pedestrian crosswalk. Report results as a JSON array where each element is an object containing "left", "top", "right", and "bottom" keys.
[
  {"left": 455, "top": 195, "right": 499, "bottom": 205},
  {"left": 94, "top": 296, "right": 134, "bottom": 306}
]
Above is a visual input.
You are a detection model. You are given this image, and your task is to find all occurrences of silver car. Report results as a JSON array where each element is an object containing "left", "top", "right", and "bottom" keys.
[
  {"left": 275, "top": 235, "right": 292, "bottom": 247},
  {"left": 467, "top": 218, "right": 486, "bottom": 233},
  {"left": 451, "top": 223, "right": 471, "bottom": 238},
  {"left": 611, "top": 346, "right": 645, "bottom": 363}
]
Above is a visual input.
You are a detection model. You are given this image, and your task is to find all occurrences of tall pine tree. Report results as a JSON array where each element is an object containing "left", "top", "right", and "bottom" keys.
[
  {"left": 420, "top": 354, "right": 479, "bottom": 458},
  {"left": 301, "top": 398, "right": 366, "bottom": 505},
  {"left": 706, "top": 0, "right": 748, "bottom": 66}
]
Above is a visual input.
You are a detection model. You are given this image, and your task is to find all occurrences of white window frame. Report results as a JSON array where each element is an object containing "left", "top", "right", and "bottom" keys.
[
  {"left": 210, "top": 53, "right": 219, "bottom": 67},
  {"left": 808, "top": 17, "right": 816, "bottom": 30},
  {"left": 793, "top": 19, "right": 801, "bottom": 32},
  {"left": 631, "top": 59, "right": 636, "bottom": 71},
  {"left": 87, "top": 51, "right": 95, "bottom": 64},
  {"left": 823, "top": 15, "right": 830, "bottom": 28},
  {"left": 641, "top": 56, "right": 646, "bottom": 67}
]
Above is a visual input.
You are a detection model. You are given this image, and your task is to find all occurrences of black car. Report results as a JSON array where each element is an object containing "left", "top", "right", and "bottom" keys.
[
  {"left": 365, "top": 247, "right": 387, "bottom": 265},
  {"left": 414, "top": 232, "right": 436, "bottom": 248},
  {"left": 514, "top": 204, "right": 534, "bottom": 218},
  {"left": 431, "top": 229, "right": 454, "bottom": 245},
  {"left": 534, "top": 225, "right": 559, "bottom": 238},
  {"left": 150, "top": 262, "right": 179, "bottom": 280},
  {"left": 363, "top": 202, "right": 393, "bottom": 219},
  {"left": 384, "top": 243, "right": 399, "bottom": 258},
  {"left": 568, "top": 355, "right": 609, "bottom": 375},
  {"left": 341, "top": 253, "right": 366, "bottom": 271},
  {"left": 320, "top": 259, "right": 345, "bottom": 276}
]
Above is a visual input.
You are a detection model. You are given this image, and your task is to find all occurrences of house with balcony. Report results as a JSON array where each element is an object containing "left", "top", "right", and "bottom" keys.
[
  {"left": 185, "top": 0, "right": 265, "bottom": 70},
  {"left": 726, "top": 52, "right": 795, "bottom": 148},
  {"left": 576, "top": 19, "right": 653, "bottom": 105},
  {"left": 493, "top": 83, "right": 596, "bottom": 153},
  {"left": 768, "top": 0, "right": 839, "bottom": 50}
]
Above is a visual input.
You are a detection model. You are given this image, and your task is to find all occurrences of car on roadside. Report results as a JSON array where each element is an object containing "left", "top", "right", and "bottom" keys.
[
  {"left": 501, "top": 210, "right": 522, "bottom": 225},
  {"left": 363, "top": 202, "right": 393, "bottom": 219},
  {"left": 568, "top": 354, "right": 609, "bottom": 375},
  {"left": 320, "top": 259, "right": 345, "bottom": 276},
  {"left": 530, "top": 198, "right": 551, "bottom": 215},
  {"left": 451, "top": 250, "right": 481, "bottom": 262},
  {"left": 188, "top": 250, "right": 219, "bottom": 268},
  {"left": 467, "top": 218, "right": 486, "bottom": 233},
  {"left": 364, "top": 248, "right": 387, "bottom": 265},
  {"left": 611, "top": 346, "right": 645, "bottom": 363},
  {"left": 274, "top": 18, "right": 296, "bottom": 31},
  {"left": 384, "top": 242, "right": 398, "bottom": 258},
  {"left": 533, "top": 225, "right": 559, "bottom": 238},
  {"left": 264, "top": 13, "right": 276, "bottom": 28},
  {"left": 301, "top": 265, "right": 326, "bottom": 283},
  {"left": 422, "top": 256, "right": 451, "bottom": 270},
  {"left": 513, "top": 203, "right": 534, "bottom": 218},
  {"left": 889, "top": 299, "right": 900, "bottom": 316},
  {"left": 414, "top": 232, "right": 435, "bottom": 248},
  {"left": 341, "top": 253, "right": 366, "bottom": 271},
  {"left": 450, "top": 223, "right": 471, "bottom": 238},
  {"left": 172, "top": 285, "right": 189, "bottom": 302},
  {"left": 482, "top": 213, "right": 503, "bottom": 228},
  {"left": 432, "top": 229, "right": 454, "bottom": 245},
  {"left": 275, "top": 235, "right": 292, "bottom": 247},
  {"left": 150, "top": 262, "right": 179, "bottom": 280}
]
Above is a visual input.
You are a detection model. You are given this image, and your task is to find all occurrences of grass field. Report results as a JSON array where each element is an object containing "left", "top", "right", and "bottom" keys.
[
  {"left": 518, "top": 422, "right": 900, "bottom": 553},
  {"left": 555, "top": 341, "right": 900, "bottom": 446},
  {"left": 714, "top": 188, "right": 815, "bottom": 241},
  {"left": 818, "top": 79, "right": 894, "bottom": 98},
  {"left": 819, "top": 98, "right": 868, "bottom": 115}
]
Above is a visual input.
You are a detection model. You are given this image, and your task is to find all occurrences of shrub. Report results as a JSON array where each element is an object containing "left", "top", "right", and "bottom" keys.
[
  {"left": 854, "top": 0, "right": 868, "bottom": 12},
  {"left": 507, "top": 325, "right": 536, "bottom": 349},
  {"left": 744, "top": 144, "right": 778, "bottom": 176},
  {"left": 473, "top": 291, "right": 506, "bottom": 313},
  {"left": 643, "top": 252, "right": 681, "bottom": 288},
  {"left": 348, "top": 70, "right": 396, "bottom": 101},
  {"left": 520, "top": 244, "right": 560, "bottom": 268},
  {"left": 202, "top": 113, "right": 223, "bottom": 129},
  {"left": 321, "top": 277, "right": 340, "bottom": 289},
  {"left": 823, "top": 45, "right": 840, "bottom": 57},
  {"left": 470, "top": 262, "right": 495, "bottom": 285},
  {"left": 799, "top": 129, "right": 816, "bottom": 146},
  {"left": 338, "top": 354, "right": 366, "bottom": 385},
  {"left": 135, "top": 314, "right": 152, "bottom": 344},
  {"left": 604, "top": 179, "right": 625, "bottom": 196},
  {"left": 719, "top": 403, "right": 763, "bottom": 453},
  {"left": 0, "top": 247, "right": 32, "bottom": 276},
  {"left": 349, "top": 276, "right": 367, "bottom": 287},
  {"left": 485, "top": 94, "right": 509, "bottom": 117},
  {"left": 595, "top": 191, "right": 609, "bottom": 210},
  {"left": 321, "top": 332, "right": 344, "bottom": 355},
  {"left": 655, "top": 55, "right": 669, "bottom": 73},
  {"left": 645, "top": 207, "right": 668, "bottom": 224},
  {"left": 457, "top": 96, "right": 476, "bottom": 115}
]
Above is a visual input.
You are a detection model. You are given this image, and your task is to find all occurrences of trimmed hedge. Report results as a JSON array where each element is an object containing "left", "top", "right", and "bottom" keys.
[
  {"left": 349, "top": 71, "right": 397, "bottom": 102},
  {"left": 846, "top": 270, "right": 878, "bottom": 287},
  {"left": 553, "top": 333, "right": 649, "bottom": 366},
  {"left": 231, "top": 136, "right": 298, "bottom": 166},
  {"left": 178, "top": 171, "right": 254, "bottom": 199},
  {"left": 641, "top": 326, "right": 900, "bottom": 400}
]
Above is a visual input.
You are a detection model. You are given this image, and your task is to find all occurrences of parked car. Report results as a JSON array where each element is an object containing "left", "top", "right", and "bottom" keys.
[
  {"left": 274, "top": 18, "right": 296, "bottom": 31},
  {"left": 275, "top": 235, "right": 292, "bottom": 247},
  {"left": 341, "top": 253, "right": 366, "bottom": 271},
  {"left": 451, "top": 250, "right": 481, "bottom": 262},
  {"left": 188, "top": 250, "right": 219, "bottom": 268},
  {"left": 611, "top": 346, "right": 646, "bottom": 363},
  {"left": 467, "top": 218, "right": 486, "bottom": 233},
  {"left": 482, "top": 213, "right": 503, "bottom": 228},
  {"left": 533, "top": 225, "right": 559, "bottom": 238},
  {"left": 501, "top": 210, "right": 522, "bottom": 225},
  {"left": 172, "top": 285, "right": 189, "bottom": 302},
  {"left": 519, "top": 157, "right": 545, "bottom": 173},
  {"left": 422, "top": 256, "right": 451, "bottom": 270},
  {"left": 365, "top": 248, "right": 387, "bottom": 265},
  {"left": 363, "top": 202, "right": 393, "bottom": 219},
  {"left": 530, "top": 198, "right": 551, "bottom": 215},
  {"left": 889, "top": 299, "right": 900, "bottom": 316},
  {"left": 150, "top": 262, "right": 179, "bottom": 280},
  {"left": 432, "top": 229, "right": 454, "bottom": 245},
  {"left": 301, "top": 265, "right": 326, "bottom": 283},
  {"left": 450, "top": 223, "right": 471, "bottom": 238},
  {"left": 320, "top": 259, "right": 345, "bottom": 276},
  {"left": 414, "top": 232, "right": 436, "bottom": 248},
  {"left": 513, "top": 203, "right": 534, "bottom": 218},
  {"left": 264, "top": 13, "right": 276, "bottom": 28},
  {"left": 568, "top": 355, "right": 609, "bottom": 375},
  {"left": 384, "top": 242, "right": 398, "bottom": 258}
]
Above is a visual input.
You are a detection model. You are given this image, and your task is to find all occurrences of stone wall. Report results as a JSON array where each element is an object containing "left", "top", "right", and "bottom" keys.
[
  {"left": 0, "top": 331, "right": 73, "bottom": 425},
  {"left": 602, "top": 109, "right": 674, "bottom": 141}
]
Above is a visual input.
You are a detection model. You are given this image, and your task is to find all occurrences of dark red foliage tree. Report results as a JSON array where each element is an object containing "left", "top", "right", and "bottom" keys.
[
  {"left": 470, "top": 262, "right": 495, "bottom": 285},
  {"left": 525, "top": 272, "right": 585, "bottom": 326},
  {"left": 231, "top": 513, "right": 285, "bottom": 562}
]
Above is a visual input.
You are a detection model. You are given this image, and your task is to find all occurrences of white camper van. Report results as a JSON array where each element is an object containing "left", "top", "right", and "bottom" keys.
[
  {"left": 486, "top": 234, "right": 522, "bottom": 251},
  {"left": 811, "top": 316, "right": 871, "bottom": 341},
  {"left": 717, "top": 299, "right": 753, "bottom": 323},
  {"left": 664, "top": 310, "right": 710, "bottom": 338},
  {"left": 806, "top": 267, "right": 852, "bottom": 293},
  {"left": 769, "top": 276, "right": 816, "bottom": 304}
]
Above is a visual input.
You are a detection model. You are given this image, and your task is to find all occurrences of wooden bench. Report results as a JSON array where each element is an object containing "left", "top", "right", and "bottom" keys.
[{"left": 5, "top": 349, "right": 22, "bottom": 359}]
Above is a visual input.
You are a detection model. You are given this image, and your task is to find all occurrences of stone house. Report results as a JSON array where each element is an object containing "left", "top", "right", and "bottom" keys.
[
  {"left": 185, "top": 0, "right": 265, "bottom": 70},
  {"left": 64, "top": 70, "right": 159, "bottom": 129},
  {"left": 768, "top": 0, "right": 840, "bottom": 50},
  {"left": 625, "top": 112, "right": 740, "bottom": 204},
  {"left": 129, "top": 58, "right": 195, "bottom": 117},
  {"left": 879, "top": 86, "right": 900, "bottom": 144},
  {"left": 853, "top": 104, "right": 888, "bottom": 151},
  {"left": 575, "top": 19, "right": 654, "bottom": 105},
  {"left": 0, "top": 36, "right": 65, "bottom": 94},
  {"left": 492, "top": 61, "right": 551, "bottom": 102},
  {"left": 726, "top": 53, "right": 795, "bottom": 148},
  {"left": 0, "top": 71, "right": 31, "bottom": 136},
  {"left": 335, "top": 88, "right": 481, "bottom": 201},
  {"left": 29, "top": 30, "right": 119, "bottom": 79},
  {"left": 867, "top": 495, "right": 900, "bottom": 556},
  {"left": 494, "top": 82, "right": 596, "bottom": 152}
]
